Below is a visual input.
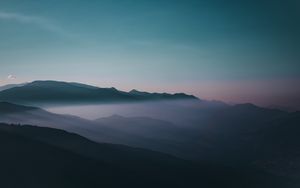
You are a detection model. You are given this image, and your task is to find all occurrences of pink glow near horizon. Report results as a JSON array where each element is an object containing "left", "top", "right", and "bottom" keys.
[{"left": 1, "top": 77, "right": 299, "bottom": 110}]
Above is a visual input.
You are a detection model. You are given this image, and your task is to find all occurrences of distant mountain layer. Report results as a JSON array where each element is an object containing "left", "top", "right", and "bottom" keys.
[{"left": 0, "top": 80, "right": 198, "bottom": 105}]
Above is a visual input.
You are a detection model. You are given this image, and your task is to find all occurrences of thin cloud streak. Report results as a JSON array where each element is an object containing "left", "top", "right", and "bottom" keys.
[
  {"left": 7, "top": 74, "right": 16, "bottom": 80},
  {"left": 0, "top": 11, "right": 72, "bottom": 38}
]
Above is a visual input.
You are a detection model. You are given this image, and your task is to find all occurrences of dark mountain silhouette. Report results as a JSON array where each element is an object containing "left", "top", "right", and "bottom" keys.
[
  {"left": 0, "top": 101, "right": 38, "bottom": 114},
  {"left": 0, "top": 102, "right": 201, "bottom": 157},
  {"left": 0, "top": 123, "right": 184, "bottom": 166},
  {"left": 0, "top": 102, "right": 192, "bottom": 157},
  {"left": 247, "top": 111, "right": 300, "bottom": 178},
  {"left": 0, "top": 122, "right": 285, "bottom": 188},
  {"left": 0, "top": 102, "right": 117, "bottom": 144},
  {"left": 0, "top": 102, "right": 299, "bottom": 187},
  {"left": 0, "top": 83, "right": 27, "bottom": 91},
  {"left": 129, "top": 89, "right": 196, "bottom": 100},
  {"left": 0, "top": 102, "right": 202, "bottom": 158},
  {"left": 192, "top": 104, "right": 300, "bottom": 179},
  {"left": 0, "top": 80, "right": 198, "bottom": 106},
  {"left": 92, "top": 104, "right": 300, "bottom": 183}
]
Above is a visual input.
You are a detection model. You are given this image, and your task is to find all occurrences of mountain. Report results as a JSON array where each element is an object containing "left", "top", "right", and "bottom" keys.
[
  {"left": 1, "top": 102, "right": 299, "bottom": 186},
  {"left": 0, "top": 123, "right": 191, "bottom": 188},
  {"left": 0, "top": 102, "right": 112, "bottom": 143},
  {"left": 0, "top": 122, "right": 283, "bottom": 188},
  {"left": 0, "top": 101, "right": 38, "bottom": 114},
  {"left": 0, "top": 83, "right": 27, "bottom": 91},
  {"left": 0, "top": 80, "right": 198, "bottom": 106},
  {"left": 92, "top": 103, "right": 300, "bottom": 182},
  {"left": 248, "top": 111, "right": 300, "bottom": 178},
  {"left": 0, "top": 102, "right": 193, "bottom": 157},
  {"left": 94, "top": 115, "right": 192, "bottom": 156},
  {"left": 0, "top": 102, "right": 207, "bottom": 159},
  {"left": 192, "top": 104, "right": 300, "bottom": 178},
  {"left": 129, "top": 89, "right": 197, "bottom": 100},
  {"left": 0, "top": 102, "right": 197, "bottom": 155},
  {"left": 0, "top": 123, "right": 184, "bottom": 166}
]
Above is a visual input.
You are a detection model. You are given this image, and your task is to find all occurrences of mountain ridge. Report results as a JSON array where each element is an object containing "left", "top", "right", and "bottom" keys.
[
  {"left": 0, "top": 83, "right": 27, "bottom": 91},
  {"left": 1, "top": 122, "right": 287, "bottom": 188},
  {"left": 0, "top": 80, "right": 198, "bottom": 106},
  {"left": 0, "top": 102, "right": 298, "bottom": 187}
]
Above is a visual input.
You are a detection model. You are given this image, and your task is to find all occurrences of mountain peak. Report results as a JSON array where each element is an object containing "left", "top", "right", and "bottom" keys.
[
  {"left": 130, "top": 89, "right": 139, "bottom": 93},
  {"left": 129, "top": 89, "right": 150, "bottom": 95}
]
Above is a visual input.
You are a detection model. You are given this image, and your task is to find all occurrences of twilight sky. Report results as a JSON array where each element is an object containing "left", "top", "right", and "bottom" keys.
[{"left": 0, "top": 0, "right": 299, "bottom": 109}]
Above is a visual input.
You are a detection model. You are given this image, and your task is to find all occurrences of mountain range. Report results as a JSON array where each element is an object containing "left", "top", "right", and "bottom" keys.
[
  {"left": 0, "top": 80, "right": 198, "bottom": 106},
  {"left": 1, "top": 118, "right": 297, "bottom": 188},
  {"left": 0, "top": 80, "right": 299, "bottom": 187},
  {"left": 0, "top": 122, "right": 233, "bottom": 188},
  {"left": 0, "top": 101, "right": 299, "bottom": 185}
]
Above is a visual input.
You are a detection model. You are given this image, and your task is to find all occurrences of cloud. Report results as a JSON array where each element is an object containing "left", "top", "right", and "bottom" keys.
[
  {"left": 0, "top": 11, "right": 71, "bottom": 37},
  {"left": 7, "top": 75, "right": 16, "bottom": 80}
]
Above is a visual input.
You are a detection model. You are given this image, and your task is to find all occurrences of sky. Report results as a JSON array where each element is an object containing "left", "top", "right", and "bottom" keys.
[{"left": 0, "top": 0, "right": 299, "bottom": 109}]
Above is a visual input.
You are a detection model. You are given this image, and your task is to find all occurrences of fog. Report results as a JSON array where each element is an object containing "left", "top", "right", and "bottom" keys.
[
  {"left": 0, "top": 99, "right": 229, "bottom": 160},
  {"left": 1, "top": 99, "right": 300, "bottom": 180},
  {"left": 46, "top": 99, "right": 227, "bottom": 126}
]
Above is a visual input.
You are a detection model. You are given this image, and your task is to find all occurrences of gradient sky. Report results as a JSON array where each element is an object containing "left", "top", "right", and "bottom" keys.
[{"left": 0, "top": 0, "right": 299, "bottom": 109}]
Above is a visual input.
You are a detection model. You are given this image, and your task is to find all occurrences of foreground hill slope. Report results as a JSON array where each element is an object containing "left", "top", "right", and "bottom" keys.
[{"left": 0, "top": 123, "right": 284, "bottom": 188}]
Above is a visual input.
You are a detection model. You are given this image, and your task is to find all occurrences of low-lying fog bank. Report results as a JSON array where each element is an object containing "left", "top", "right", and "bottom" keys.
[{"left": 45, "top": 99, "right": 226, "bottom": 125}]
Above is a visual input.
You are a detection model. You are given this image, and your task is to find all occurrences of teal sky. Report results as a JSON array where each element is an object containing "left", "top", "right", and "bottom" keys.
[{"left": 0, "top": 0, "right": 299, "bottom": 108}]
